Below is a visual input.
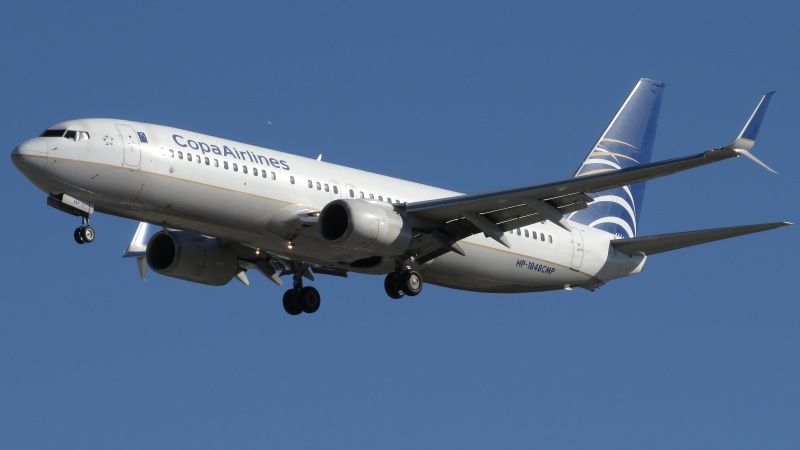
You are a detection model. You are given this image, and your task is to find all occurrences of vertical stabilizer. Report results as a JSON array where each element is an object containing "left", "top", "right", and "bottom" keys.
[{"left": 568, "top": 78, "right": 664, "bottom": 238}]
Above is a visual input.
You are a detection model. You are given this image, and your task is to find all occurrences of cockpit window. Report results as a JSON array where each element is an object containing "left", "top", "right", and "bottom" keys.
[{"left": 40, "top": 129, "right": 90, "bottom": 140}]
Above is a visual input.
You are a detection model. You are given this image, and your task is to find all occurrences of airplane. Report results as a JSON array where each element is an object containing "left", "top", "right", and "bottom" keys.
[{"left": 10, "top": 78, "right": 791, "bottom": 315}]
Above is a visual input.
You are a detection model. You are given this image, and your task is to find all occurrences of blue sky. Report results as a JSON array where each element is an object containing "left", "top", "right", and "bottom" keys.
[{"left": 2, "top": 1, "right": 798, "bottom": 448}]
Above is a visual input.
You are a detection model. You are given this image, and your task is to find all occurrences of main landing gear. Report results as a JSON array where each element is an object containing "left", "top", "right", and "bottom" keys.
[
  {"left": 282, "top": 268, "right": 321, "bottom": 315},
  {"left": 383, "top": 267, "right": 423, "bottom": 300}
]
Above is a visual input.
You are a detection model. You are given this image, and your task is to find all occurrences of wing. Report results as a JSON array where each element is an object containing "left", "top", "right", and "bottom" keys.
[
  {"left": 610, "top": 222, "right": 791, "bottom": 256},
  {"left": 403, "top": 91, "right": 777, "bottom": 263}
]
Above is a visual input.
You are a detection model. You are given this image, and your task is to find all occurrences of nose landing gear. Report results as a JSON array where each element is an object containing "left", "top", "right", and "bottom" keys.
[
  {"left": 73, "top": 223, "right": 95, "bottom": 244},
  {"left": 46, "top": 194, "right": 97, "bottom": 245}
]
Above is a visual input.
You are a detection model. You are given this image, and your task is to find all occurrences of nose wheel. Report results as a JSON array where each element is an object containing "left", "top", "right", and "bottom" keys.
[{"left": 74, "top": 225, "right": 95, "bottom": 244}]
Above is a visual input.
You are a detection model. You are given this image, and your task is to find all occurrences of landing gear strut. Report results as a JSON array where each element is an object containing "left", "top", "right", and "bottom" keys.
[
  {"left": 282, "top": 267, "right": 321, "bottom": 315},
  {"left": 384, "top": 264, "right": 423, "bottom": 299}
]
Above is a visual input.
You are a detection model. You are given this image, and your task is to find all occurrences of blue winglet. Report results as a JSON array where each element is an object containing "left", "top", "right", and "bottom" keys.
[
  {"left": 736, "top": 91, "right": 775, "bottom": 144},
  {"left": 728, "top": 91, "right": 777, "bottom": 173}
]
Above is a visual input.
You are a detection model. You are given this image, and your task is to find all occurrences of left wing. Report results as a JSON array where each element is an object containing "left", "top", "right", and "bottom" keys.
[{"left": 403, "top": 92, "right": 777, "bottom": 263}]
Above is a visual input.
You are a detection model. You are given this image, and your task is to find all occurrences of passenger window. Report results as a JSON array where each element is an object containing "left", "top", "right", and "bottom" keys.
[
  {"left": 233, "top": 163, "right": 238, "bottom": 172},
  {"left": 308, "top": 180, "right": 313, "bottom": 188},
  {"left": 196, "top": 155, "right": 201, "bottom": 164},
  {"left": 333, "top": 186, "right": 338, "bottom": 194},
  {"left": 316, "top": 182, "right": 321, "bottom": 190},
  {"left": 378, "top": 196, "right": 383, "bottom": 201},
  {"left": 243, "top": 166, "right": 248, "bottom": 174},
  {"left": 324, "top": 184, "right": 329, "bottom": 192},
  {"left": 214, "top": 159, "right": 219, "bottom": 167},
  {"left": 369, "top": 193, "right": 374, "bottom": 200},
  {"left": 187, "top": 153, "right": 192, "bottom": 162},
  {"left": 169, "top": 149, "right": 175, "bottom": 158},
  {"left": 64, "top": 130, "right": 77, "bottom": 141},
  {"left": 178, "top": 151, "right": 184, "bottom": 160},
  {"left": 524, "top": 230, "right": 529, "bottom": 238},
  {"left": 387, "top": 198, "right": 392, "bottom": 203},
  {"left": 253, "top": 168, "right": 258, "bottom": 176},
  {"left": 548, "top": 235, "right": 553, "bottom": 243},
  {"left": 223, "top": 161, "right": 229, "bottom": 169},
  {"left": 204, "top": 157, "right": 210, "bottom": 165},
  {"left": 290, "top": 176, "right": 295, "bottom": 184},
  {"left": 540, "top": 233, "right": 545, "bottom": 241},
  {"left": 516, "top": 229, "right": 521, "bottom": 235},
  {"left": 349, "top": 189, "right": 354, "bottom": 198},
  {"left": 271, "top": 172, "right": 276, "bottom": 180},
  {"left": 359, "top": 191, "right": 364, "bottom": 199}
]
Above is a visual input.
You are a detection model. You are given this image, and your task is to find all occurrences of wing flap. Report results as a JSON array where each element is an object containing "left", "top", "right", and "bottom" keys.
[{"left": 611, "top": 222, "right": 791, "bottom": 256}]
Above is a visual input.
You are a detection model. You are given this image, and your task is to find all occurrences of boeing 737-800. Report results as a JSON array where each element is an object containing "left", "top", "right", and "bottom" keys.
[{"left": 11, "top": 79, "right": 791, "bottom": 315}]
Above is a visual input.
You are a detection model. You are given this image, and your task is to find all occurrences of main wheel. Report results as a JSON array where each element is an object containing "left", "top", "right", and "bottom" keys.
[
  {"left": 401, "top": 270, "right": 422, "bottom": 296},
  {"left": 298, "top": 286, "right": 321, "bottom": 314},
  {"left": 81, "top": 226, "right": 95, "bottom": 243},
  {"left": 282, "top": 289, "right": 303, "bottom": 315},
  {"left": 384, "top": 273, "right": 405, "bottom": 299}
]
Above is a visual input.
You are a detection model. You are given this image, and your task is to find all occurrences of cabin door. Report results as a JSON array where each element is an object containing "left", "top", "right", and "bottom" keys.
[{"left": 115, "top": 124, "right": 141, "bottom": 169}]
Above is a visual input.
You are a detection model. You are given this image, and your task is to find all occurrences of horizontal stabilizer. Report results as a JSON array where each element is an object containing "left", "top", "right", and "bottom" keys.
[{"left": 611, "top": 222, "right": 791, "bottom": 256}]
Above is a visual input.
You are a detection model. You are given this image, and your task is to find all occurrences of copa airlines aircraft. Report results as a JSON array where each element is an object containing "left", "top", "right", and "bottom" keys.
[{"left": 11, "top": 79, "right": 791, "bottom": 315}]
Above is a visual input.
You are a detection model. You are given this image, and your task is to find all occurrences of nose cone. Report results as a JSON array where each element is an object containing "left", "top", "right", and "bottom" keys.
[{"left": 11, "top": 137, "right": 48, "bottom": 177}]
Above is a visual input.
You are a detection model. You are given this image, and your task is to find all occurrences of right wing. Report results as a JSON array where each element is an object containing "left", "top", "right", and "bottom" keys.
[{"left": 610, "top": 222, "right": 791, "bottom": 256}]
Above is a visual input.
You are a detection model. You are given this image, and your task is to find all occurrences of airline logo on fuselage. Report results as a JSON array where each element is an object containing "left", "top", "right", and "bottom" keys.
[{"left": 172, "top": 134, "right": 290, "bottom": 170}]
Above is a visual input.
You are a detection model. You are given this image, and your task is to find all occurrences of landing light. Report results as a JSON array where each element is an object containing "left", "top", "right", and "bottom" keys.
[{"left": 287, "top": 242, "right": 293, "bottom": 250}]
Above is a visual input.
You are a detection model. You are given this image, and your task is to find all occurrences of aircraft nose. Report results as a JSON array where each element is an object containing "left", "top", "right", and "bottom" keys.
[{"left": 11, "top": 137, "right": 48, "bottom": 175}]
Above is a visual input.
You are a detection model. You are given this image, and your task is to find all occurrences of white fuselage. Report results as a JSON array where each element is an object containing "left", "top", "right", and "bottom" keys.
[{"left": 12, "top": 118, "right": 646, "bottom": 293}]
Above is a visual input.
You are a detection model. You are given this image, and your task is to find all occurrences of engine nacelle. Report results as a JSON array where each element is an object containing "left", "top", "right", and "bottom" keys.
[
  {"left": 146, "top": 231, "right": 240, "bottom": 286},
  {"left": 319, "top": 199, "right": 413, "bottom": 256}
]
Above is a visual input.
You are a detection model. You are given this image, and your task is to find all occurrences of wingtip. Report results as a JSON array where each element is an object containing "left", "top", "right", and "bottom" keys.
[{"left": 737, "top": 91, "right": 775, "bottom": 143}]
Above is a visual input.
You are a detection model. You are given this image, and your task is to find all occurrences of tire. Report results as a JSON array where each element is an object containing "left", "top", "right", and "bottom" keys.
[
  {"left": 282, "top": 289, "right": 303, "bottom": 315},
  {"left": 299, "top": 286, "right": 321, "bottom": 314},
  {"left": 81, "top": 226, "right": 95, "bottom": 243},
  {"left": 74, "top": 228, "right": 85, "bottom": 244},
  {"left": 384, "top": 273, "right": 405, "bottom": 299},
  {"left": 401, "top": 270, "right": 422, "bottom": 297}
]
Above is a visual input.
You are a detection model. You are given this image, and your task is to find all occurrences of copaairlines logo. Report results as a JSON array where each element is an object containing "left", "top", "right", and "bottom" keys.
[
  {"left": 569, "top": 146, "right": 641, "bottom": 238},
  {"left": 172, "top": 134, "right": 290, "bottom": 170}
]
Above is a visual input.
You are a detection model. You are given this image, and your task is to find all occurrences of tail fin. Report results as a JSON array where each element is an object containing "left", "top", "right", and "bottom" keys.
[{"left": 568, "top": 78, "right": 665, "bottom": 238}]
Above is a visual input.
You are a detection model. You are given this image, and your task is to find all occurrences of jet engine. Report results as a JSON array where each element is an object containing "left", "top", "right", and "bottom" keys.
[
  {"left": 319, "top": 199, "right": 412, "bottom": 256},
  {"left": 146, "top": 231, "right": 240, "bottom": 286}
]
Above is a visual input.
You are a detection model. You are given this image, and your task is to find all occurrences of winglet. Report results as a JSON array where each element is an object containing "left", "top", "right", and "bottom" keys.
[
  {"left": 735, "top": 91, "right": 775, "bottom": 146},
  {"left": 725, "top": 91, "right": 777, "bottom": 173}
]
